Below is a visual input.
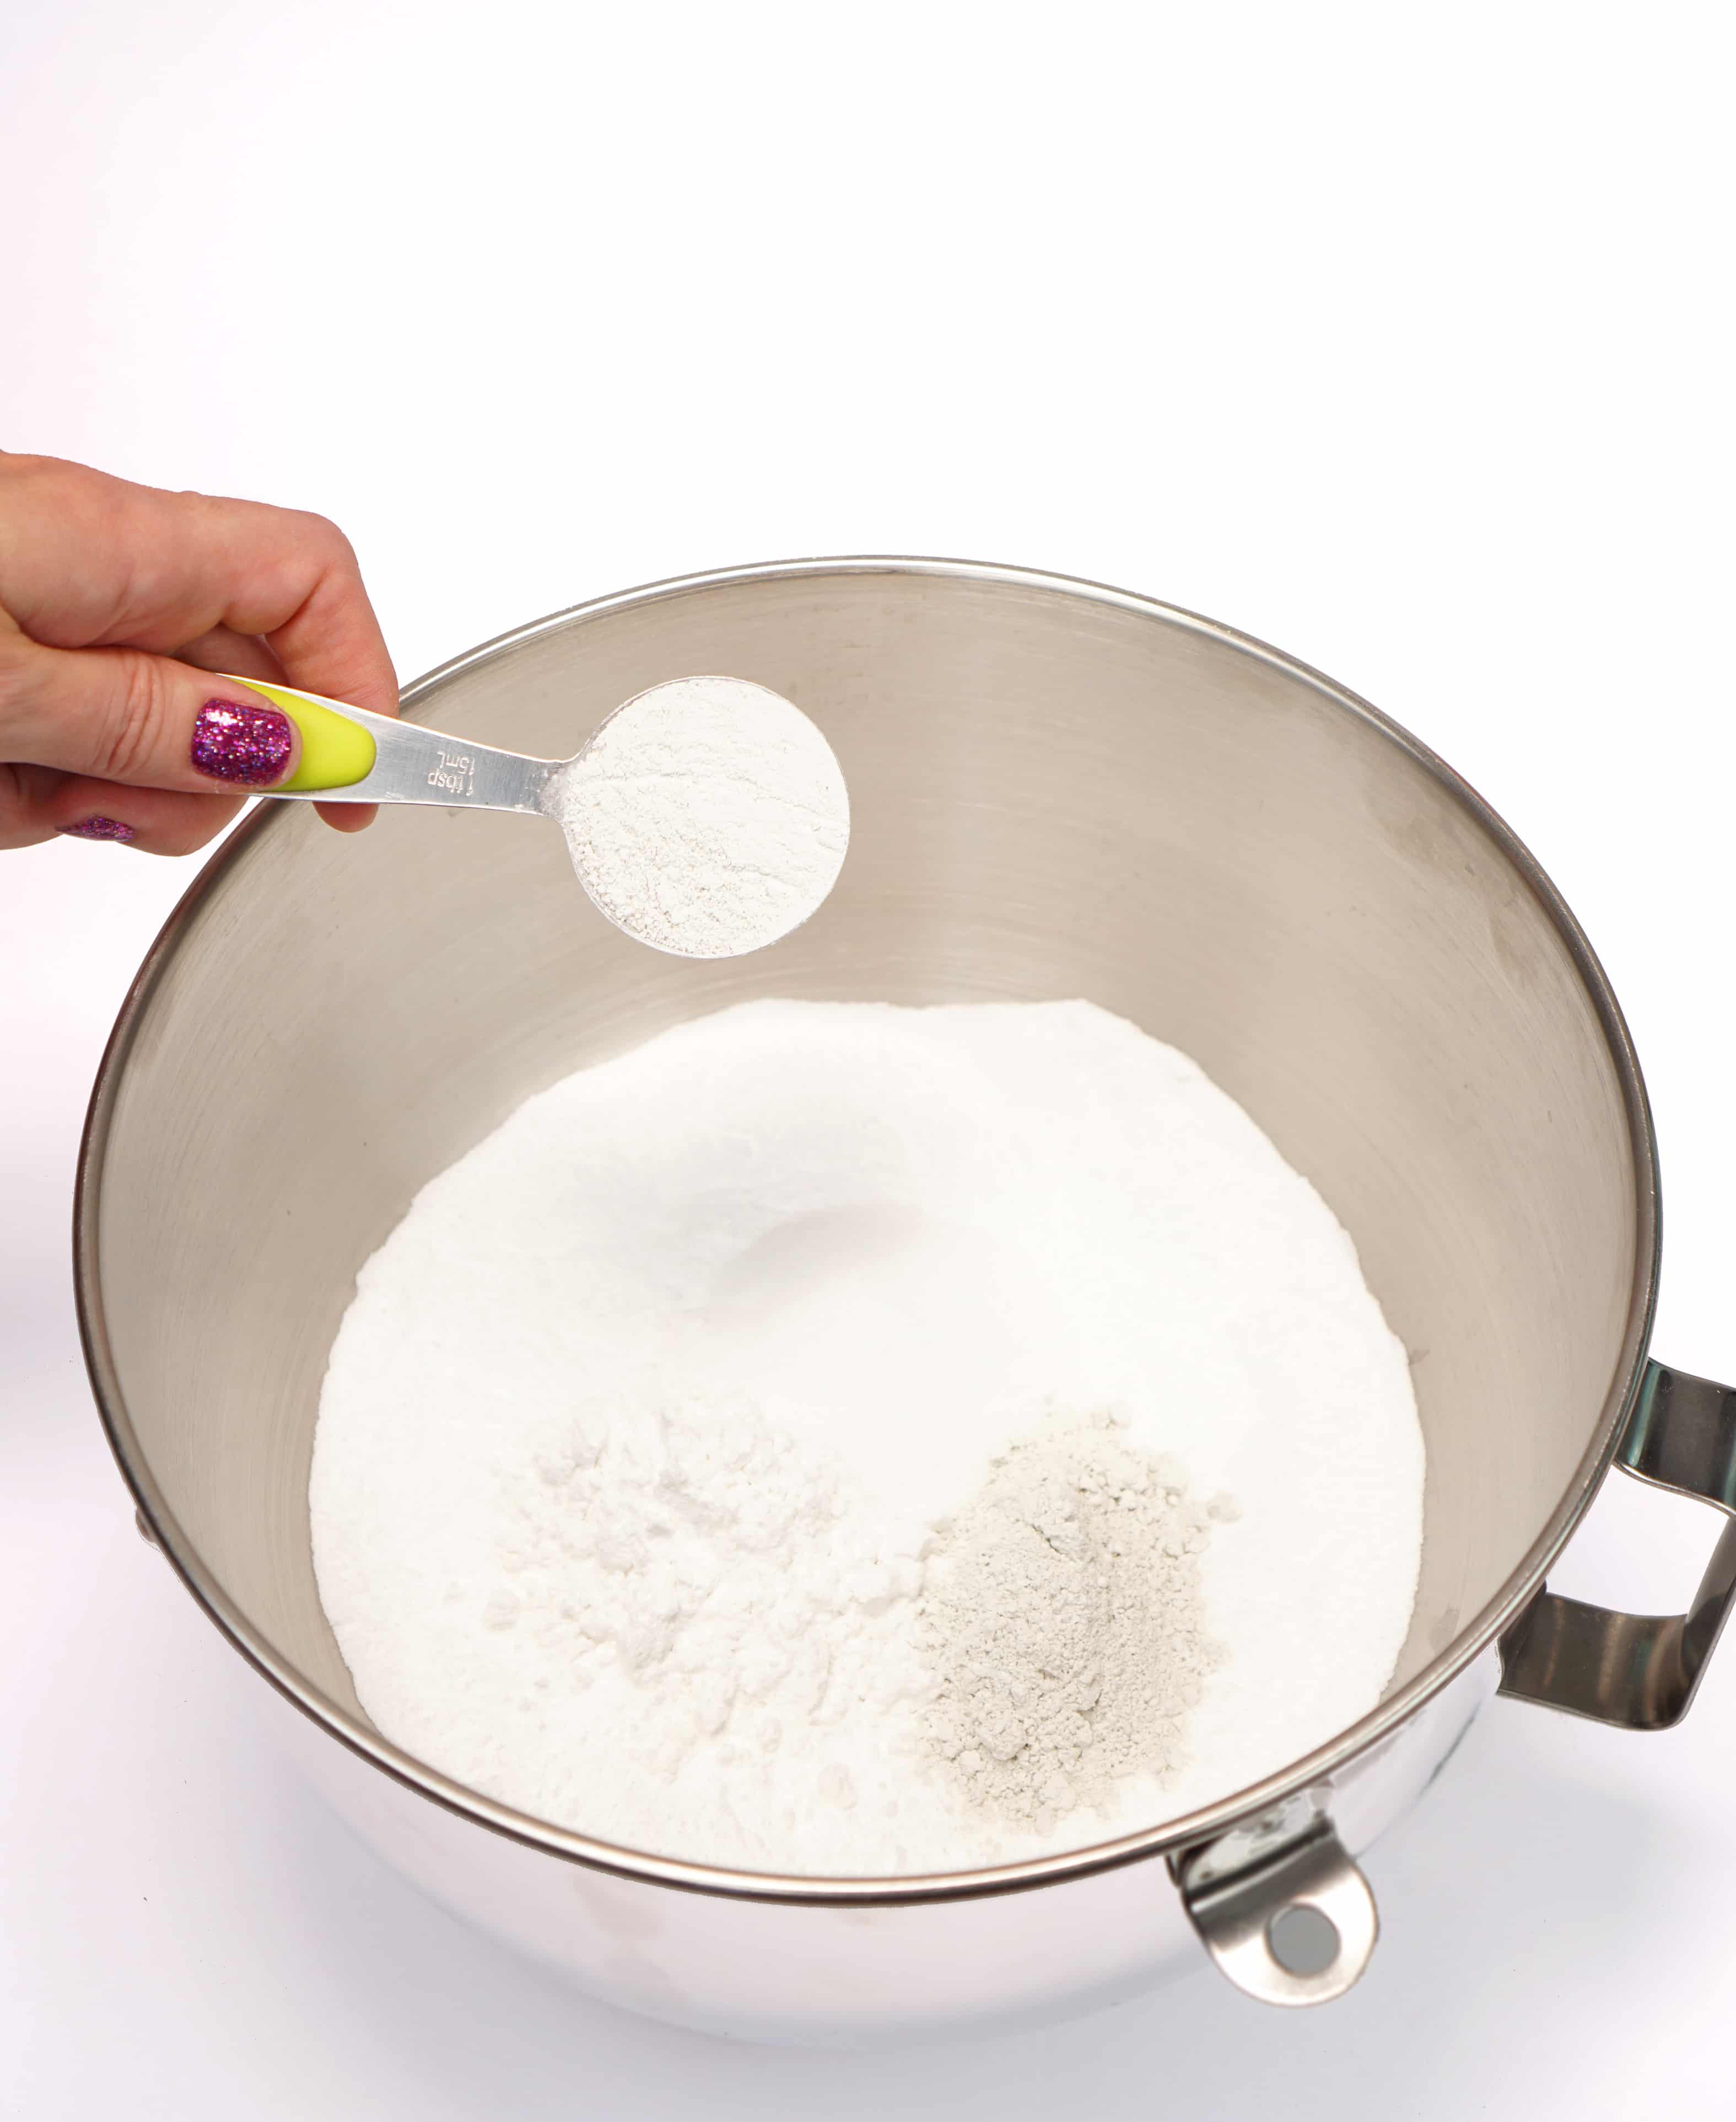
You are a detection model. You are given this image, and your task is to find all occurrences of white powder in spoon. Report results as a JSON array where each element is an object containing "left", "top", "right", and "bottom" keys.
[
  {"left": 554, "top": 676, "right": 849, "bottom": 958},
  {"left": 310, "top": 999, "right": 1425, "bottom": 1876}
]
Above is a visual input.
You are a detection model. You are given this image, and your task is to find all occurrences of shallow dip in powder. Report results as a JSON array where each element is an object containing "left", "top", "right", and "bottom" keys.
[{"left": 310, "top": 999, "right": 1425, "bottom": 1877}]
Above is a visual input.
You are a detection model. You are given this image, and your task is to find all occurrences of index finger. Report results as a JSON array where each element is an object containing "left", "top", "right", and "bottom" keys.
[{"left": 196, "top": 493, "right": 400, "bottom": 723}]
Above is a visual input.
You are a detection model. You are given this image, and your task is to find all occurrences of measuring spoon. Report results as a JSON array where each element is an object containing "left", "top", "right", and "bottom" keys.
[{"left": 226, "top": 672, "right": 850, "bottom": 959}]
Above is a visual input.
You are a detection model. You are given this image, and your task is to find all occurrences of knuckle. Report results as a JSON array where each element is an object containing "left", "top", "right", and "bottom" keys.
[
  {"left": 300, "top": 510, "right": 358, "bottom": 571},
  {"left": 96, "top": 656, "right": 172, "bottom": 783}
]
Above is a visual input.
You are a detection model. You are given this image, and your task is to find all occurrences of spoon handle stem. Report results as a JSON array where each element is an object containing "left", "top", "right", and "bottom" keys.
[{"left": 224, "top": 677, "right": 559, "bottom": 813}]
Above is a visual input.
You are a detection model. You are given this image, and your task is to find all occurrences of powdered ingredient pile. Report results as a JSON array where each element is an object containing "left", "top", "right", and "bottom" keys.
[
  {"left": 921, "top": 1413, "right": 1235, "bottom": 1833},
  {"left": 310, "top": 999, "right": 1425, "bottom": 1876}
]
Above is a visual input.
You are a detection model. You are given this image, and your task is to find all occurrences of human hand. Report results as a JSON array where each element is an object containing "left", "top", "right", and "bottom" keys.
[{"left": 0, "top": 453, "right": 397, "bottom": 852}]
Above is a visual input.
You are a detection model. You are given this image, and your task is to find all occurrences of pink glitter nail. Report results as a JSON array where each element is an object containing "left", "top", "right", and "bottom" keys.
[
  {"left": 191, "top": 697, "right": 294, "bottom": 785},
  {"left": 60, "top": 816, "right": 138, "bottom": 844}
]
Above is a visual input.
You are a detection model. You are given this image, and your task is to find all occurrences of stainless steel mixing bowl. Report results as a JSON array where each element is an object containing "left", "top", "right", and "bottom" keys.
[{"left": 77, "top": 559, "right": 1736, "bottom": 2043}]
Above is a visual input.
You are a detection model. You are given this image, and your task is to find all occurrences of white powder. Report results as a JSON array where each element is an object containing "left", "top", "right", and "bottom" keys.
[
  {"left": 482, "top": 1389, "right": 936, "bottom": 1861},
  {"left": 311, "top": 999, "right": 1425, "bottom": 1876},
  {"left": 554, "top": 676, "right": 849, "bottom": 957}
]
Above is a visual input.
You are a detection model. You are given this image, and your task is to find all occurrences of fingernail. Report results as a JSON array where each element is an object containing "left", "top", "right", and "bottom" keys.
[
  {"left": 191, "top": 696, "right": 294, "bottom": 785},
  {"left": 59, "top": 816, "right": 138, "bottom": 844}
]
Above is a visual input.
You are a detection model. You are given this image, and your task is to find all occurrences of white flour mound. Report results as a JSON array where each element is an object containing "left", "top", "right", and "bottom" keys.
[
  {"left": 556, "top": 676, "right": 849, "bottom": 958},
  {"left": 311, "top": 999, "right": 1425, "bottom": 1876},
  {"left": 481, "top": 1388, "right": 934, "bottom": 1859}
]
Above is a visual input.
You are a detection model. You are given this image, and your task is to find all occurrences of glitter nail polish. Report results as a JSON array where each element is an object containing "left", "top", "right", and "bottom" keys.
[
  {"left": 190, "top": 697, "right": 294, "bottom": 785},
  {"left": 59, "top": 816, "right": 138, "bottom": 844}
]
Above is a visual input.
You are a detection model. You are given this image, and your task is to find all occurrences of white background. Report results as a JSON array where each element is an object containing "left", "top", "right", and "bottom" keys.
[{"left": 4, "top": 2, "right": 1734, "bottom": 2113}]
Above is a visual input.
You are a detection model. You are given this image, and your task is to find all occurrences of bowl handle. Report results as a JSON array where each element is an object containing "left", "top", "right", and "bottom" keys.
[
  {"left": 1497, "top": 1361, "right": 1736, "bottom": 1729},
  {"left": 1171, "top": 1802, "right": 1378, "bottom": 2006}
]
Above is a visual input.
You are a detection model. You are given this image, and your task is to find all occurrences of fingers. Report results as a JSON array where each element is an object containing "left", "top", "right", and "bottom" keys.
[
  {"left": 170, "top": 622, "right": 378, "bottom": 833},
  {"left": 0, "top": 456, "right": 398, "bottom": 710},
  {"left": 0, "top": 761, "right": 244, "bottom": 855},
  {"left": 0, "top": 620, "right": 306, "bottom": 795},
  {"left": 314, "top": 795, "right": 380, "bottom": 834},
  {"left": 0, "top": 454, "right": 398, "bottom": 835}
]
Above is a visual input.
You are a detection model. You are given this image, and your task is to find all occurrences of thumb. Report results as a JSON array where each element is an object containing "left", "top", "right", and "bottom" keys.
[{"left": 0, "top": 632, "right": 303, "bottom": 793}]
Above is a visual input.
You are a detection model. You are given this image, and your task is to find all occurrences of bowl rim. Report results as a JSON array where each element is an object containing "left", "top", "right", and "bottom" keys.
[{"left": 73, "top": 553, "right": 1660, "bottom": 1906}]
